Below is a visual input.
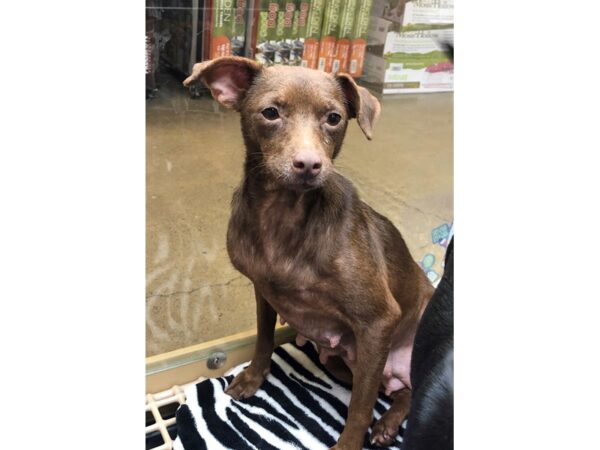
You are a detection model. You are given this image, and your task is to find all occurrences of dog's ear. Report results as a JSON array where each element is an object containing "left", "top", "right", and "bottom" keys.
[
  {"left": 183, "top": 57, "right": 262, "bottom": 110},
  {"left": 336, "top": 74, "right": 381, "bottom": 140}
]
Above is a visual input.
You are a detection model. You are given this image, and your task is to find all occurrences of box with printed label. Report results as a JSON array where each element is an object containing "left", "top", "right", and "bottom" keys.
[
  {"left": 300, "top": 0, "right": 326, "bottom": 69},
  {"left": 316, "top": 0, "right": 343, "bottom": 72},
  {"left": 273, "top": 1, "right": 296, "bottom": 64},
  {"left": 253, "top": 0, "right": 280, "bottom": 65},
  {"left": 331, "top": 0, "right": 358, "bottom": 74},
  {"left": 382, "top": 0, "right": 453, "bottom": 93},
  {"left": 208, "top": 0, "right": 235, "bottom": 59},
  {"left": 348, "top": 0, "right": 374, "bottom": 78},
  {"left": 288, "top": 1, "right": 311, "bottom": 65}
]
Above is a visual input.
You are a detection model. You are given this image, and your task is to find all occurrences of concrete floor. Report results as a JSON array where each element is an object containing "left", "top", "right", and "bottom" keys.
[{"left": 146, "top": 72, "right": 453, "bottom": 357}]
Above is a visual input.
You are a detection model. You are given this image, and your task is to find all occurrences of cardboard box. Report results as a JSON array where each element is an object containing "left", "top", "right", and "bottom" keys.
[
  {"left": 382, "top": 28, "right": 453, "bottom": 93},
  {"left": 300, "top": 0, "right": 326, "bottom": 69},
  {"left": 381, "top": 0, "right": 453, "bottom": 93},
  {"left": 367, "top": 15, "right": 393, "bottom": 47},
  {"left": 331, "top": 0, "right": 358, "bottom": 74},
  {"left": 401, "top": 0, "right": 453, "bottom": 31},
  {"left": 380, "top": 0, "right": 410, "bottom": 26}
]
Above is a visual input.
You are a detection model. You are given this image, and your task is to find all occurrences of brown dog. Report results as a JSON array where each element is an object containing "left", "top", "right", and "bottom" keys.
[{"left": 183, "top": 57, "right": 434, "bottom": 450}]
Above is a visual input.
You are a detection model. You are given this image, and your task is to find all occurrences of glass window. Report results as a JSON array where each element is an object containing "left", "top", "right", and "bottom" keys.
[{"left": 146, "top": 0, "right": 453, "bottom": 360}]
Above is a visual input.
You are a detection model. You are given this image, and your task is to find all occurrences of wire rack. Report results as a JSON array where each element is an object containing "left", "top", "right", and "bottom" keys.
[{"left": 146, "top": 377, "right": 205, "bottom": 450}]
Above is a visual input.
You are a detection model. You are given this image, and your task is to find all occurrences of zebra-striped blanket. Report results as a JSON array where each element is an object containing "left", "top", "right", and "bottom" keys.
[{"left": 174, "top": 341, "right": 406, "bottom": 450}]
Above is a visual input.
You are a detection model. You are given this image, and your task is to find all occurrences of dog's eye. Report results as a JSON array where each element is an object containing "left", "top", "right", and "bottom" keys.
[
  {"left": 261, "top": 107, "right": 280, "bottom": 120},
  {"left": 327, "top": 113, "right": 342, "bottom": 126}
]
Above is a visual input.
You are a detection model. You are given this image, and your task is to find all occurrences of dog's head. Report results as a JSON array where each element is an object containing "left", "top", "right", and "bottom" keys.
[{"left": 184, "top": 57, "right": 380, "bottom": 191}]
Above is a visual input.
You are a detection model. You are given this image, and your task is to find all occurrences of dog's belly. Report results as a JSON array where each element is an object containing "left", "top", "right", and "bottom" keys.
[
  {"left": 277, "top": 305, "right": 355, "bottom": 362},
  {"left": 275, "top": 292, "right": 412, "bottom": 395},
  {"left": 294, "top": 327, "right": 412, "bottom": 395}
]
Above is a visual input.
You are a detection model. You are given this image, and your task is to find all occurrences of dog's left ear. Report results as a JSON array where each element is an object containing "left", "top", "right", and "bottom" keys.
[
  {"left": 336, "top": 74, "right": 381, "bottom": 140},
  {"left": 183, "top": 56, "right": 262, "bottom": 110}
]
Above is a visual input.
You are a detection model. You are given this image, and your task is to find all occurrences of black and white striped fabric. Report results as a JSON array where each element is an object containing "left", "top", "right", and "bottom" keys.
[{"left": 174, "top": 341, "right": 406, "bottom": 450}]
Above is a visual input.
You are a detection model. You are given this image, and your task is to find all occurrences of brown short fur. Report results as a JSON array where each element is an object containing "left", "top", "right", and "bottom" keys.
[{"left": 184, "top": 57, "right": 434, "bottom": 450}]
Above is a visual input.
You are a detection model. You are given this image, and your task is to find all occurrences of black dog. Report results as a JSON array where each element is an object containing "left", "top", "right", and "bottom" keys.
[
  {"left": 402, "top": 237, "right": 454, "bottom": 450},
  {"left": 402, "top": 43, "right": 454, "bottom": 449}
]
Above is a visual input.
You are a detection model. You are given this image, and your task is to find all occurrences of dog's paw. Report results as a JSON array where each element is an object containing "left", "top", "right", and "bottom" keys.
[
  {"left": 225, "top": 367, "right": 266, "bottom": 400},
  {"left": 370, "top": 414, "right": 402, "bottom": 446}
]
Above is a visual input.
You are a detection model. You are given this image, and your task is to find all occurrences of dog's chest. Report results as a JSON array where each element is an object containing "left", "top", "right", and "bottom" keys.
[
  {"left": 228, "top": 225, "right": 321, "bottom": 289},
  {"left": 227, "top": 195, "right": 334, "bottom": 286},
  {"left": 227, "top": 196, "right": 350, "bottom": 330}
]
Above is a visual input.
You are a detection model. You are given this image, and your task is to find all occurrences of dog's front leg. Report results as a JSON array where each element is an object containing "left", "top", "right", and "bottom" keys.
[
  {"left": 371, "top": 388, "right": 411, "bottom": 446},
  {"left": 226, "top": 286, "right": 276, "bottom": 400},
  {"left": 331, "top": 318, "right": 396, "bottom": 450}
]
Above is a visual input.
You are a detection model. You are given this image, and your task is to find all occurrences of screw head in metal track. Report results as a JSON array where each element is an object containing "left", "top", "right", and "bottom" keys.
[{"left": 207, "top": 351, "right": 227, "bottom": 370}]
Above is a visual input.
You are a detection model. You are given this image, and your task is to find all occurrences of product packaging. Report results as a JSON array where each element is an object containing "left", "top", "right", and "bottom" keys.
[
  {"left": 348, "top": 0, "right": 374, "bottom": 78},
  {"left": 316, "top": 0, "right": 343, "bottom": 72},
  {"left": 331, "top": 0, "right": 358, "bottom": 74},
  {"left": 300, "top": 0, "right": 326, "bottom": 69},
  {"left": 380, "top": 0, "right": 454, "bottom": 93}
]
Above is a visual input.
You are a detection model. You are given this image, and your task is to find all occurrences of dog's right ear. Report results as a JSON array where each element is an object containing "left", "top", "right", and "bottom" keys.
[
  {"left": 183, "top": 57, "right": 262, "bottom": 110},
  {"left": 336, "top": 73, "right": 381, "bottom": 140}
]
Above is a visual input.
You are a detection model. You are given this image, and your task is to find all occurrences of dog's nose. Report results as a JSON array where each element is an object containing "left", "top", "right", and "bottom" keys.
[{"left": 292, "top": 154, "right": 322, "bottom": 178}]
